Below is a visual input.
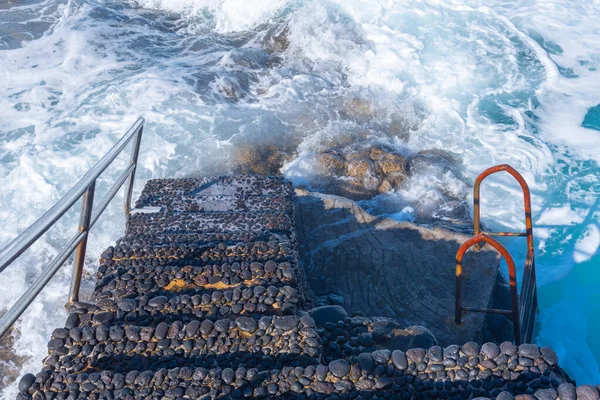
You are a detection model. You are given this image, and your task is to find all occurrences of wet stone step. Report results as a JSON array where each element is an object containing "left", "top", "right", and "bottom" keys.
[
  {"left": 134, "top": 194, "right": 293, "bottom": 214},
  {"left": 99, "top": 240, "right": 296, "bottom": 264},
  {"left": 96, "top": 260, "right": 298, "bottom": 287},
  {"left": 42, "top": 316, "right": 321, "bottom": 374},
  {"left": 316, "top": 315, "right": 432, "bottom": 363},
  {"left": 126, "top": 211, "right": 294, "bottom": 236},
  {"left": 79, "top": 285, "right": 300, "bottom": 326},
  {"left": 95, "top": 253, "right": 297, "bottom": 273},
  {"left": 22, "top": 344, "right": 565, "bottom": 400},
  {"left": 135, "top": 176, "right": 294, "bottom": 209},
  {"left": 92, "top": 262, "right": 299, "bottom": 301},
  {"left": 115, "top": 231, "right": 296, "bottom": 249}
]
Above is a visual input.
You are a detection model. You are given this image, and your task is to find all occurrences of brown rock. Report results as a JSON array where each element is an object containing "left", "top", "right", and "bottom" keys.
[
  {"left": 263, "top": 26, "right": 290, "bottom": 54},
  {"left": 233, "top": 144, "right": 291, "bottom": 176},
  {"left": 311, "top": 145, "right": 408, "bottom": 199},
  {"left": 341, "top": 98, "right": 375, "bottom": 121},
  {"left": 378, "top": 180, "right": 393, "bottom": 194},
  {"left": 315, "top": 153, "right": 346, "bottom": 176},
  {"left": 374, "top": 151, "right": 407, "bottom": 175}
]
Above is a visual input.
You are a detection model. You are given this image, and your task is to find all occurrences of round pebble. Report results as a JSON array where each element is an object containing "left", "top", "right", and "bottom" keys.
[
  {"left": 518, "top": 344, "right": 541, "bottom": 359},
  {"left": 18, "top": 374, "right": 35, "bottom": 393},
  {"left": 392, "top": 350, "right": 408, "bottom": 371},
  {"left": 500, "top": 341, "right": 517, "bottom": 356},
  {"left": 534, "top": 388, "right": 558, "bottom": 400},
  {"left": 329, "top": 359, "right": 351, "bottom": 378},
  {"left": 148, "top": 296, "right": 168, "bottom": 307},
  {"left": 358, "top": 353, "right": 375, "bottom": 372},
  {"left": 372, "top": 349, "right": 391, "bottom": 364},
  {"left": 235, "top": 317, "right": 258, "bottom": 333},
  {"left": 576, "top": 385, "right": 600, "bottom": 400},
  {"left": 462, "top": 342, "right": 481, "bottom": 357},
  {"left": 273, "top": 315, "right": 298, "bottom": 331},
  {"left": 540, "top": 347, "right": 558, "bottom": 366},
  {"left": 481, "top": 342, "right": 500, "bottom": 359}
]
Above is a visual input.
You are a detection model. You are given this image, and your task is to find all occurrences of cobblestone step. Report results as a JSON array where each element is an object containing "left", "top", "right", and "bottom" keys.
[
  {"left": 126, "top": 211, "right": 294, "bottom": 236},
  {"left": 21, "top": 342, "right": 568, "bottom": 400},
  {"left": 135, "top": 176, "right": 293, "bottom": 209},
  {"left": 135, "top": 194, "right": 293, "bottom": 213},
  {"left": 18, "top": 175, "right": 321, "bottom": 399},
  {"left": 82, "top": 284, "right": 300, "bottom": 326},
  {"left": 41, "top": 316, "right": 320, "bottom": 374},
  {"left": 115, "top": 231, "right": 295, "bottom": 248},
  {"left": 99, "top": 240, "right": 296, "bottom": 265},
  {"left": 92, "top": 261, "right": 298, "bottom": 301}
]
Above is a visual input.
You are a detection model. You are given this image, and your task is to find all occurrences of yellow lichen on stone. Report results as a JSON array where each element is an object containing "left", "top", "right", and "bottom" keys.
[{"left": 163, "top": 279, "right": 189, "bottom": 291}]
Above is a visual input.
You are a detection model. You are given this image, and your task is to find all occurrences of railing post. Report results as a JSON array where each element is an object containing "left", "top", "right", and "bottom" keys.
[
  {"left": 69, "top": 182, "right": 95, "bottom": 303},
  {"left": 124, "top": 124, "right": 143, "bottom": 217},
  {"left": 455, "top": 253, "right": 464, "bottom": 325}
]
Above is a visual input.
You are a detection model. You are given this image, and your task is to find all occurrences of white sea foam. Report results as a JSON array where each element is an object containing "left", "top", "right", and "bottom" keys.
[
  {"left": 1, "top": 0, "right": 600, "bottom": 395},
  {"left": 574, "top": 224, "right": 600, "bottom": 264},
  {"left": 136, "top": 0, "right": 289, "bottom": 33}
]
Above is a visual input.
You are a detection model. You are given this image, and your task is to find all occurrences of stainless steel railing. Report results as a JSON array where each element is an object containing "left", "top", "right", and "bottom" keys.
[{"left": 0, "top": 118, "right": 144, "bottom": 339}]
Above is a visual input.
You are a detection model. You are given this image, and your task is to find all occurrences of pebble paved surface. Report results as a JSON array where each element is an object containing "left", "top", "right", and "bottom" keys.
[{"left": 17, "top": 176, "right": 583, "bottom": 399}]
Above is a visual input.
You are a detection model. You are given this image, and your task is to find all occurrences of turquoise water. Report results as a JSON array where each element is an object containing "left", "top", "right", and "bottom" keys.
[
  {"left": 1, "top": 0, "right": 600, "bottom": 395},
  {"left": 583, "top": 105, "right": 600, "bottom": 131}
]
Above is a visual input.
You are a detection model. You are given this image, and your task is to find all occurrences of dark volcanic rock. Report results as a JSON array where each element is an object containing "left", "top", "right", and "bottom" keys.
[
  {"left": 329, "top": 359, "right": 351, "bottom": 378},
  {"left": 18, "top": 374, "right": 35, "bottom": 392},
  {"left": 558, "top": 383, "right": 577, "bottom": 400},
  {"left": 308, "top": 305, "right": 348, "bottom": 327},
  {"left": 577, "top": 385, "right": 600, "bottom": 400},
  {"left": 235, "top": 317, "right": 258, "bottom": 333},
  {"left": 295, "top": 189, "right": 509, "bottom": 346}
]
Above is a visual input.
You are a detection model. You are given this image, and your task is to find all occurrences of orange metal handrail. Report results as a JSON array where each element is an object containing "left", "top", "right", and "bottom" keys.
[
  {"left": 455, "top": 233, "right": 522, "bottom": 344},
  {"left": 456, "top": 164, "right": 538, "bottom": 344},
  {"left": 473, "top": 164, "right": 534, "bottom": 254}
]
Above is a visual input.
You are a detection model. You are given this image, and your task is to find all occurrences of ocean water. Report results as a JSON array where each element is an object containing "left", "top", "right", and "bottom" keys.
[{"left": 1, "top": 0, "right": 599, "bottom": 395}]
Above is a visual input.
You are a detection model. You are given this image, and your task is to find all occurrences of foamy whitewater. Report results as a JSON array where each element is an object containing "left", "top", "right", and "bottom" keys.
[{"left": 1, "top": 0, "right": 600, "bottom": 396}]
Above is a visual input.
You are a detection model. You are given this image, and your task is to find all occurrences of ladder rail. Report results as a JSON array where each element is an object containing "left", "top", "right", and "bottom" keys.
[
  {"left": 0, "top": 118, "right": 145, "bottom": 340},
  {"left": 456, "top": 164, "right": 539, "bottom": 344},
  {"left": 455, "top": 233, "right": 522, "bottom": 345},
  {"left": 519, "top": 254, "right": 537, "bottom": 342},
  {"left": 473, "top": 164, "right": 534, "bottom": 254}
]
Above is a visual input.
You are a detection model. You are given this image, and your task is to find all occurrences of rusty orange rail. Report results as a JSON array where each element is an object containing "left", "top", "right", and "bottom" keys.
[
  {"left": 456, "top": 165, "right": 538, "bottom": 344},
  {"left": 474, "top": 164, "right": 534, "bottom": 254},
  {"left": 456, "top": 234, "right": 522, "bottom": 343}
]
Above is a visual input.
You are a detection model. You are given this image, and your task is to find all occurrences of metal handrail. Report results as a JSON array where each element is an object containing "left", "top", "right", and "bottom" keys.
[
  {"left": 473, "top": 164, "right": 534, "bottom": 254},
  {"left": 0, "top": 118, "right": 144, "bottom": 339},
  {"left": 455, "top": 164, "right": 538, "bottom": 344},
  {"left": 455, "top": 233, "right": 522, "bottom": 344}
]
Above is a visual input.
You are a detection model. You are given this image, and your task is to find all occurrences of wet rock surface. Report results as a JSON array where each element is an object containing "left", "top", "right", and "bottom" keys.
[
  {"left": 311, "top": 145, "right": 409, "bottom": 200},
  {"left": 232, "top": 143, "right": 292, "bottom": 176},
  {"left": 295, "top": 188, "right": 513, "bottom": 346},
  {"left": 315, "top": 315, "right": 437, "bottom": 363},
  {"left": 19, "top": 175, "right": 578, "bottom": 400}
]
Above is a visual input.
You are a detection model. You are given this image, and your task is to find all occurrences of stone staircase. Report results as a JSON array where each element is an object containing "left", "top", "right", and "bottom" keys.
[{"left": 16, "top": 176, "right": 584, "bottom": 399}]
